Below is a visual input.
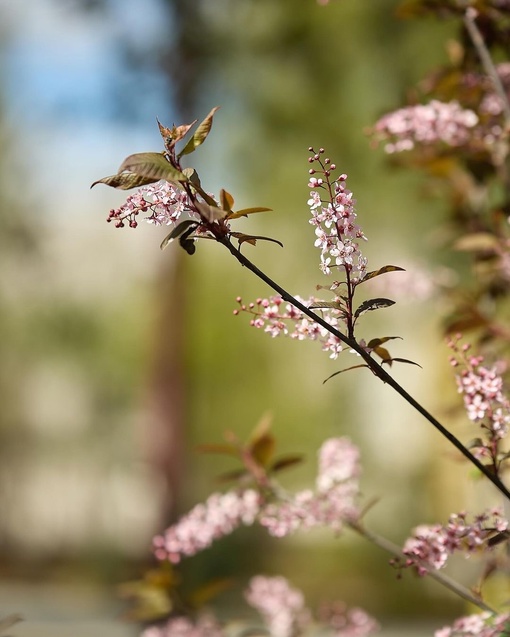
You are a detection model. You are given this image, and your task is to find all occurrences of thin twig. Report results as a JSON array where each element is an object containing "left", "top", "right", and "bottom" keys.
[
  {"left": 463, "top": 8, "right": 510, "bottom": 126},
  {"left": 220, "top": 237, "right": 510, "bottom": 503},
  {"left": 348, "top": 519, "right": 498, "bottom": 614}
]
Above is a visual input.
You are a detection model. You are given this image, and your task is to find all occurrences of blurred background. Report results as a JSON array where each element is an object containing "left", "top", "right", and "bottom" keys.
[{"left": 0, "top": 0, "right": 491, "bottom": 635}]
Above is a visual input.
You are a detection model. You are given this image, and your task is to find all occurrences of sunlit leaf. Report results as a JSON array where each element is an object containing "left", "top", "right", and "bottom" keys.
[
  {"left": 118, "top": 152, "right": 186, "bottom": 182},
  {"left": 91, "top": 172, "right": 158, "bottom": 190},
  {"left": 227, "top": 207, "right": 273, "bottom": 220},
  {"left": 373, "top": 346, "right": 392, "bottom": 363},
  {"left": 323, "top": 365, "right": 369, "bottom": 383},
  {"left": 251, "top": 432, "right": 275, "bottom": 467},
  {"left": 360, "top": 265, "right": 406, "bottom": 283},
  {"left": 179, "top": 106, "right": 220, "bottom": 157},
  {"left": 230, "top": 232, "right": 283, "bottom": 248},
  {"left": 182, "top": 167, "right": 203, "bottom": 189},
  {"left": 354, "top": 298, "right": 395, "bottom": 319},
  {"left": 366, "top": 336, "right": 402, "bottom": 348},
  {"left": 160, "top": 220, "right": 198, "bottom": 251},
  {"left": 220, "top": 189, "right": 235, "bottom": 212}
]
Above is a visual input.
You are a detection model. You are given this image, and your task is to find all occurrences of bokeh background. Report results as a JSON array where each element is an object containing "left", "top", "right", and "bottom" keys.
[{"left": 0, "top": 1, "right": 492, "bottom": 635}]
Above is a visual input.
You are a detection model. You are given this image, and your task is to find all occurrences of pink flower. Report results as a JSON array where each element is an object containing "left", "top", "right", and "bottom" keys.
[
  {"left": 260, "top": 438, "right": 361, "bottom": 537},
  {"left": 371, "top": 100, "right": 479, "bottom": 153},
  {"left": 153, "top": 489, "right": 261, "bottom": 563},
  {"left": 142, "top": 616, "right": 224, "bottom": 637},
  {"left": 434, "top": 611, "right": 510, "bottom": 637},
  {"left": 245, "top": 576, "right": 311, "bottom": 637}
]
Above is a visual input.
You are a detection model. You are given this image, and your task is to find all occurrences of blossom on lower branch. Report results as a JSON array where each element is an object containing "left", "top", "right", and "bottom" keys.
[
  {"left": 435, "top": 611, "right": 510, "bottom": 637},
  {"left": 399, "top": 509, "right": 508, "bottom": 576},
  {"left": 153, "top": 438, "right": 361, "bottom": 563}
]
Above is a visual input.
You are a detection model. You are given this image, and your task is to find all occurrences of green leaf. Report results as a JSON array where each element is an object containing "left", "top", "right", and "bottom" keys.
[
  {"left": 360, "top": 265, "right": 406, "bottom": 283},
  {"left": 270, "top": 454, "right": 304, "bottom": 473},
  {"left": 178, "top": 106, "right": 220, "bottom": 157},
  {"left": 118, "top": 152, "right": 186, "bottom": 182},
  {"left": 227, "top": 207, "right": 273, "bottom": 220},
  {"left": 366, "top": 336, "right": 402, "bottom": 348},
  {"left": 323, "top": 365, "right": 369, "bottom": 383},
  {"left": 160, "top": 220, "right": 198, "bottom": 251},
  {"left": 188, "top": 578, "right": 234, "bottom": 609},
  {"left": 220, "top": 189, "right": 235, "bottom": 212},
  {"left": 251, "top": 432, "right": 275, "bottom": 467},
  {"left": 182, "top": 167, "right": 203, "bottom": 189},
  {"left": 390, "top": 357, "right": 422, "bottom": 368},
  {"left": 90, "top": 172, "right": 159, "bottom": 190},
  {"left": 230, "top": 232, "right": 283, "bottom": 248},
  {"left": 373, "top": 346, "right": 392, "bottom": 364},
  {"left": 354, "top": 297, "right": 395, "bottom": 319}
]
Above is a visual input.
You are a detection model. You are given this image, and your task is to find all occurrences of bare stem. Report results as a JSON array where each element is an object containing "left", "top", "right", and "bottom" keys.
[
  {"left": 348, "top": 519, "right": 498, "bottom": 614},
  {"left": 463, "top": 8, "right": 510, "bottom": 126},
  {"left": 220, "top": 237, "right": 510, "bottom": 503}
]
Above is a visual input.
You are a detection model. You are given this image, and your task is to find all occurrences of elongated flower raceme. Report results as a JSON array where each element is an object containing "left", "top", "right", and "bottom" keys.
[
  {"left": 434, "top": 611, "right": 510, "bottom": 637},
  {"left": 307, "top": 150, "right": 367, "bottom": 281}
]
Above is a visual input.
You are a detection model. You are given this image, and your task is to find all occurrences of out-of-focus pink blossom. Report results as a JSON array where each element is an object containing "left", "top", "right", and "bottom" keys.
[
  {"left": 401, "top": 509, "right": 508, "bottom": 575},
  {"left": 153, "top": 489, "right": 261, "bottom": 563},
  {"left": 245, "top": 576, "right": 311, "bottom": 637},
  {"left": 260, "top": 438, "right": 361, "bottom": 537},
  {"left": 318, "top": 601, "right": 379, "bottom": 637},
  {"left": 434, "top": 611, "right": 510, "bottom": 637},
  {"left": 448, "top": 337, "right": 510, "bottom": 445},
  {"left": 142, "top": 616, "right": 224, "bottom": 637},
  {"left": 371, "top": 100, "right": 479, "bottom": 154}
]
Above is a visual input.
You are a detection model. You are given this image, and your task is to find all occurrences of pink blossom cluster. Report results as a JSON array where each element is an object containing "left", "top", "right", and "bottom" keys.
[
  {"left": 401, "top": 509, "right": 508, "bottom": 575},
  {"left": 234, "top": 295, "right": 344, "bottom": 359},
  {"left": 371, "top": 100, "right": 479, "bottom": 154},
  {"left": 318, "top": 601, "right": 380, "bottom": 637},
  {"left": 307, "top": 152, "right": 367, "bottom": 282},
  {"left": 153, "top": 489, "right": 260, "bottom": 563},
  {"left": 107, "top": 180, "right": 192, "bottom": 228},
  {"left": 142, "top": 616, "right": 224, "bottom": 637},
  {"left": 435, "top": 611, "right": 510, "bottom": 637},
  {"left": 260, "top": 438, "right": 361, "bottom": 537},
  {"left": 245, "top": 576, "right": 378, "bottom": 637},
  {"left": 245, "top": 576, "right": 311, "bottom": 637},
  {"left": 448, "top": 337, "right": 510, "bottom": 444}
]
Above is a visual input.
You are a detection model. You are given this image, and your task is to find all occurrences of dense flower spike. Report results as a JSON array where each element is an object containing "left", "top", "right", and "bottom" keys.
[
  {"left": 400, "top": 509, "right": 508, "bottom": 575},
  {"left": 153, "top": 489, "right": 260, "bottom": 563},
  {"left": 307, "top": 150, "right": 368, "bottom": 282},
  {"left": 260, "top": 438, "right": 361, "bottom": 537},
  {"left": 371, "top": 100, "right": 479, "bottom": 154},
  {"left": 234, "top": 295, "right": 344, "bottom": 359},
  {"left": 434, "top": 611, "right": 510, "bottom": 637},
  {"left": 448, "top": 336, "right": 510, "bottom": 465},
  {"left": 245, "top": 576, "right": 311, "bottom": 637}
]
